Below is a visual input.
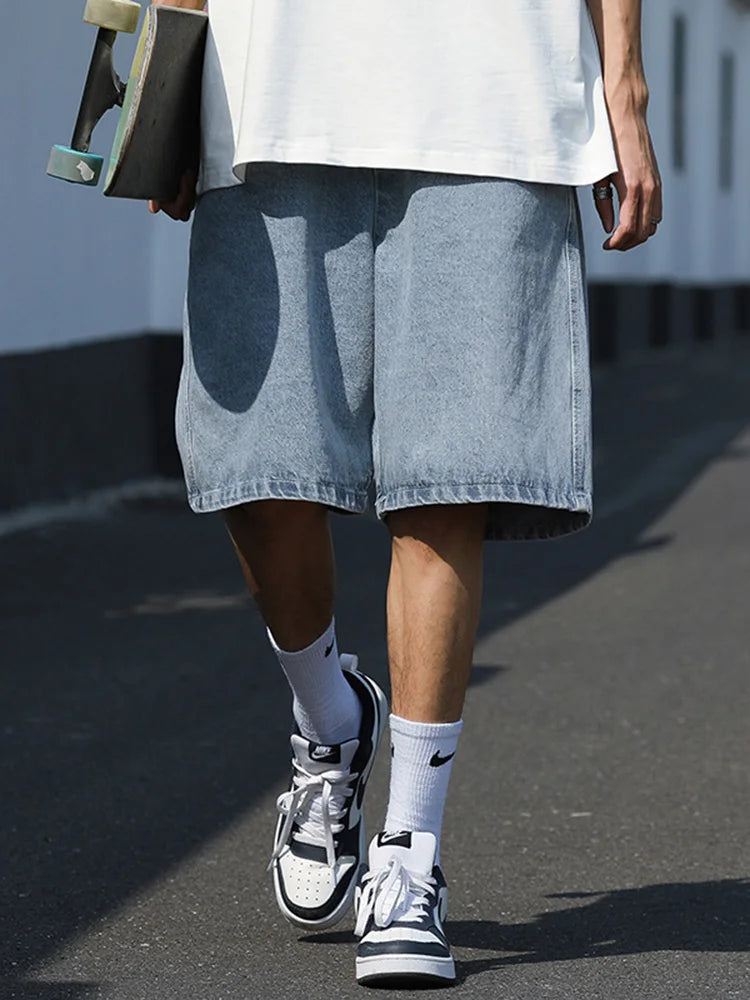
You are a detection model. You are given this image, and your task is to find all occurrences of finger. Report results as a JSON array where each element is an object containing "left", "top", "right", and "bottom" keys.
[
  {"left": 173, "top": 203, "right": 193, "bottom": 223},
  {"left": 612, "top": 179, "right": 640, "bottom": 249},
  {"left": 179, "top": 196, "right": 196, "bottom": 222},
  {"left": 163, "top": 192, "right": 188, "bottom": 220},
  {"left": 181, "top": 173, "right": 198, "bottom": 220},
  {"left": 592, "top": 176, "right": 615, "bottom": 234},
  {"left": 174, "top": 195, "right": 194, "bottom": 222},
  {"left": 598, "top": 199, "right": 615, "bottom": 234},
  {"left": 653, "top": 178, "right": 663, "bottom": 228},
  {"left": 163, "top": 174, "right": 195, "bottom": 222},
  {"left": 646, "top": 174, "right": 663, "bottom": 242},
  {"left": 149, "top": 171, "right": 197, "bottom": 221},
  {"left": 604, "top": 175, "right": 640, "bottom": 251},
  {"left": 638, "top": 180, "right": 660, "bottom": 244},
  {"left": 648, "top": 136, "right": 663, "bottom": 225},
  {"left": 178, "top": 190, "right": 195, "bottom": 220},
  {"left": 152, "top": 200, "right": 179, "bottom": 221}
]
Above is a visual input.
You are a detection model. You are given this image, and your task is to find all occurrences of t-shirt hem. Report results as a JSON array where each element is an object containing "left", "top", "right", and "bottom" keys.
[{"left": 213, "top": 140, "right": 618, "bottom": 190}]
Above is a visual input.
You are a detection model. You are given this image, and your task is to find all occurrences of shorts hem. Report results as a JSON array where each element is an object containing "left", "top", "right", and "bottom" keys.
[
  {"left": 375, "top": 481, "right": 592, "bottom": 542},
  {"left": 187, "top": 479, "right": 369, "bottom": 515}
]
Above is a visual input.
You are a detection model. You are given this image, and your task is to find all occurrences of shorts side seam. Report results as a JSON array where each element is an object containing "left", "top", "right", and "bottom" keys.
[
  {"left": 181, "top": 296, "right": 198, "bottom": 494},
  {"left": 565, "top": 189, "right": 581, "bottom": 496}
]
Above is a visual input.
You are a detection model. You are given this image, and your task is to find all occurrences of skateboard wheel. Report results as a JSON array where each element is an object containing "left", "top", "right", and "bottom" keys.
[
  {"left": 83, "top": 0, "right": 141, "bottom": 34},
  {"left": 47, "top": 145, "right": 103, "bottom": 186}
]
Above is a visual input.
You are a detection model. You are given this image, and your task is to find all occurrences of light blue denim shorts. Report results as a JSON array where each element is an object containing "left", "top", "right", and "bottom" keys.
[{"left": 177, "top": 164, "right": 592, "bottom": 541}]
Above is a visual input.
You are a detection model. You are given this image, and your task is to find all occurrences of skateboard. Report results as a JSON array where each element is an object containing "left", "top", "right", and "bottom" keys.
[{"left": 47, "top": 0, "right": 208, "bottom": 201}]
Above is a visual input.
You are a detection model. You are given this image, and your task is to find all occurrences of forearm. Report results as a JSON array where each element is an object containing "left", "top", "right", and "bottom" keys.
[{"left": 586, "top": 0, "right": 648, "bottom": 113}]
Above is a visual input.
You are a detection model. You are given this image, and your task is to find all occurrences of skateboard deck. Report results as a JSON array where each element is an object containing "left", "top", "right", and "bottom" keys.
[
  {"left": 47, "top": 2, "right": 208, "bottom": 202},
  {"left": 105, "top": 6, "right": 207, "bottom": 199}
]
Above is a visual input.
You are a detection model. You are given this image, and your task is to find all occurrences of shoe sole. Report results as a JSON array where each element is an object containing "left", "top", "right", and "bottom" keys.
[
  {"left": 356, "top": 953, "right": 456, "bottom": 985},
  {"left": 273, "top": 668, "right": 389, "bottom": 931}
]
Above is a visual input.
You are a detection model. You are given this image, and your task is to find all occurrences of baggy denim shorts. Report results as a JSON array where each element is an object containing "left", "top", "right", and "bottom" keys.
[{"left": 177, "top": 164, "right": 592, "bottom": 541}]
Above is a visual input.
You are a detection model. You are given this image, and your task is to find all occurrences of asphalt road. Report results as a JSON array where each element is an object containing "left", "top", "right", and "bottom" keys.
[{"left": 2, "top": 345, "right": 749, "bottom": 1000}]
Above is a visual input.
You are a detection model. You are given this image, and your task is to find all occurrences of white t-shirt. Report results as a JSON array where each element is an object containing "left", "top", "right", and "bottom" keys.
[{"left": 199, "top": 0, "right": 617, "bottom": 193}]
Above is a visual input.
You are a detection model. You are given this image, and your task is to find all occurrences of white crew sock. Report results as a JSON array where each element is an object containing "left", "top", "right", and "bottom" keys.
[
  {"left": 384, "top": 713, "right": 463, "bottom": 864},
  {"left": 268, "top": 618, "right": 362, "bottom": 746}
]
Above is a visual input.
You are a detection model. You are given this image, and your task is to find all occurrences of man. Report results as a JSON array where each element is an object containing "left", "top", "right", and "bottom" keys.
[{"left": 151, "top": 0, "right": 661, "bottom": 986}]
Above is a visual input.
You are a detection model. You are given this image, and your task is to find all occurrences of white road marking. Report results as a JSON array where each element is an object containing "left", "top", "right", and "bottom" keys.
[{"left": 0, "top": 477, "right": 184, "bottom": 539}]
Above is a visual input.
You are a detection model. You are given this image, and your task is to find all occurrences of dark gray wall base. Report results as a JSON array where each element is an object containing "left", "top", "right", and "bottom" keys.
[
  {"left": 588, "top": 282, "right": 750, "bottom": 364},
  {"left": 0, "top": 332, "right": 182, "bottom": 513}
]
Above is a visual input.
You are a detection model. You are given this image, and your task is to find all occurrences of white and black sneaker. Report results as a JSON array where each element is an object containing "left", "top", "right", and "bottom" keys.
[
  {"left": 269, "top": 655, "right": 388, "bottom": 930},
  {"left": 354, "top": 831, "right": 455, "bottom": 985}
]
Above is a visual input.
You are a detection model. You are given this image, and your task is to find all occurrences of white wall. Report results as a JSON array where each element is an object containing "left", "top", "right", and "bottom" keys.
[
  {"left": 2, "top": 1, "right": 748, "bottom": 357},
  {"left": 0, "top": 1, "right": 189, "bottom": 355},
  {"left": 583, "top": 0, "right": 750, "bottom": 283}
]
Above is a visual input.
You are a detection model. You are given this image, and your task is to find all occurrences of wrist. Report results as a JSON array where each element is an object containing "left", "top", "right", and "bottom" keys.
[{"left": 604, "top": 74, "right": 649, "bottom": 116}]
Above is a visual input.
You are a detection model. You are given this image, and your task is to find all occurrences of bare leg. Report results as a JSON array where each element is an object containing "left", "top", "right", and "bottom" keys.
[
  {"left": 386, "top": 504, "right": 487, "bottom": 722},
  {"left": 359, "top": 504, "right": 484, "bottom": 981},
  {"left": 224, "top": 499, "right": 334, "bottom": 650}
]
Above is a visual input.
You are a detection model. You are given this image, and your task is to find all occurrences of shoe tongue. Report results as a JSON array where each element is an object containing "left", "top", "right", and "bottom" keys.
[
  {"left": 291, "top": 734, "right": 358, "bottom": 774},
  {"left": 369, "top": 831, "right": 437, "bottom": 876}
]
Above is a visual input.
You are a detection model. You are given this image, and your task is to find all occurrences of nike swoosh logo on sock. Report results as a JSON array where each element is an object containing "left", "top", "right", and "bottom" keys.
[
  {"left": 324, "top": 641, "right": 334, "bottom": 657},
  {"left": 429, "top": 751, "right": 455, "bottom": 768}
]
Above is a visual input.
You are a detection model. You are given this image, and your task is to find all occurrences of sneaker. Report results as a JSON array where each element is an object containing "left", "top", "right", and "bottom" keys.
[
  {"left": 354, "top": 831, "right": 455, "bottom": 985},
  {"left": 269, "top": 655, "right": 388, "bottom": 930}
]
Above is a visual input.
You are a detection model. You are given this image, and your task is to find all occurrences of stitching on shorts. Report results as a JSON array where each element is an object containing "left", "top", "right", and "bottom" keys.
[
  {"left": 182, "top": 294, "right": 197, "bottom": 492},
  {"left": 565, "top": 189, "right": 581, "bottom": 495},
  {"left": 375, "top": 480, "right": 590, "bottom": 507},
  {"left": 189, "top": 478, "right": 370, "bottom": 514},
  {"left": 371, "top": 168, "right": 379, "bottom": 248},
  {"left": 195, "top": 478, "right": 367, "bottom": 499},
  {"left": 378, "top": 477, "right": 576, "bottom": 494}
]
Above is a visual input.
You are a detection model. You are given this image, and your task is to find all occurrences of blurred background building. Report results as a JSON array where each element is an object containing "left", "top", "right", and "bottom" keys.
[{"left": 1, "top": 0, "right": 749, "bottom": 513}]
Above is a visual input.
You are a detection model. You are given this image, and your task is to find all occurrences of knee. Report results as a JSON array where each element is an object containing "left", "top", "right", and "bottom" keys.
[
  {"left": 225, "top": 498, "right": 327, "bottom": 540},
  {"left": 388, "top": 504, "right": 487, "bottom": 563}
]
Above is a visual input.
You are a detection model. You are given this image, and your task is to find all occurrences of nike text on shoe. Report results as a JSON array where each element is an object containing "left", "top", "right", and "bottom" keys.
[
  {"left": 269, "top": 656, "right": 388, "bottom": 930},
  {"left": 354, "top": 831, "right": 455, "bottom": 985}
]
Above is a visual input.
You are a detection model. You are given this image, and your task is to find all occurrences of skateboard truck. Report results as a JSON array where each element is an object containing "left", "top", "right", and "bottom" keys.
[
  {"left": 47, "top": 0, "right": 141, "bottom": 187},
  {"left": 50, "top": 1, "right": 208, "bottom": 201}
]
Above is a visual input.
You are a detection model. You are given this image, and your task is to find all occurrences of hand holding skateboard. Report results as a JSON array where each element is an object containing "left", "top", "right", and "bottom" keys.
[
  {"left": 148, "top": 167, "right": 197, "bottom": 222},
  {"left": 47, "top": 0, "right": 207, "bottom": 202}
]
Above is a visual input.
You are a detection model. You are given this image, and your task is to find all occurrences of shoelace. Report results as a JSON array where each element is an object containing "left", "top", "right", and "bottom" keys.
[
  {"left": 354, "top": 856, "right": 436, "bottom": 937},
  {"left": 268, "top": 757, "right": 358, "bottom": 869}
]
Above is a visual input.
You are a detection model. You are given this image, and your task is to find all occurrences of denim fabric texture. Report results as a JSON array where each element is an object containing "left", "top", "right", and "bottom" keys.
[{"left": 177, "top": 164, "right": 592, "bottom": 541}]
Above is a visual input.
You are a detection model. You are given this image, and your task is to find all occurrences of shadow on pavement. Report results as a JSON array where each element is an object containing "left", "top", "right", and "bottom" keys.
[
  {"left": 1, "top": 346, "right": 749, "bottom": 990},
  {"left": 300, "top": 877, "right": 750, "bottom": 964},
  {"left": 451, "top": 877, "right": 750, "bottom": 980}
]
